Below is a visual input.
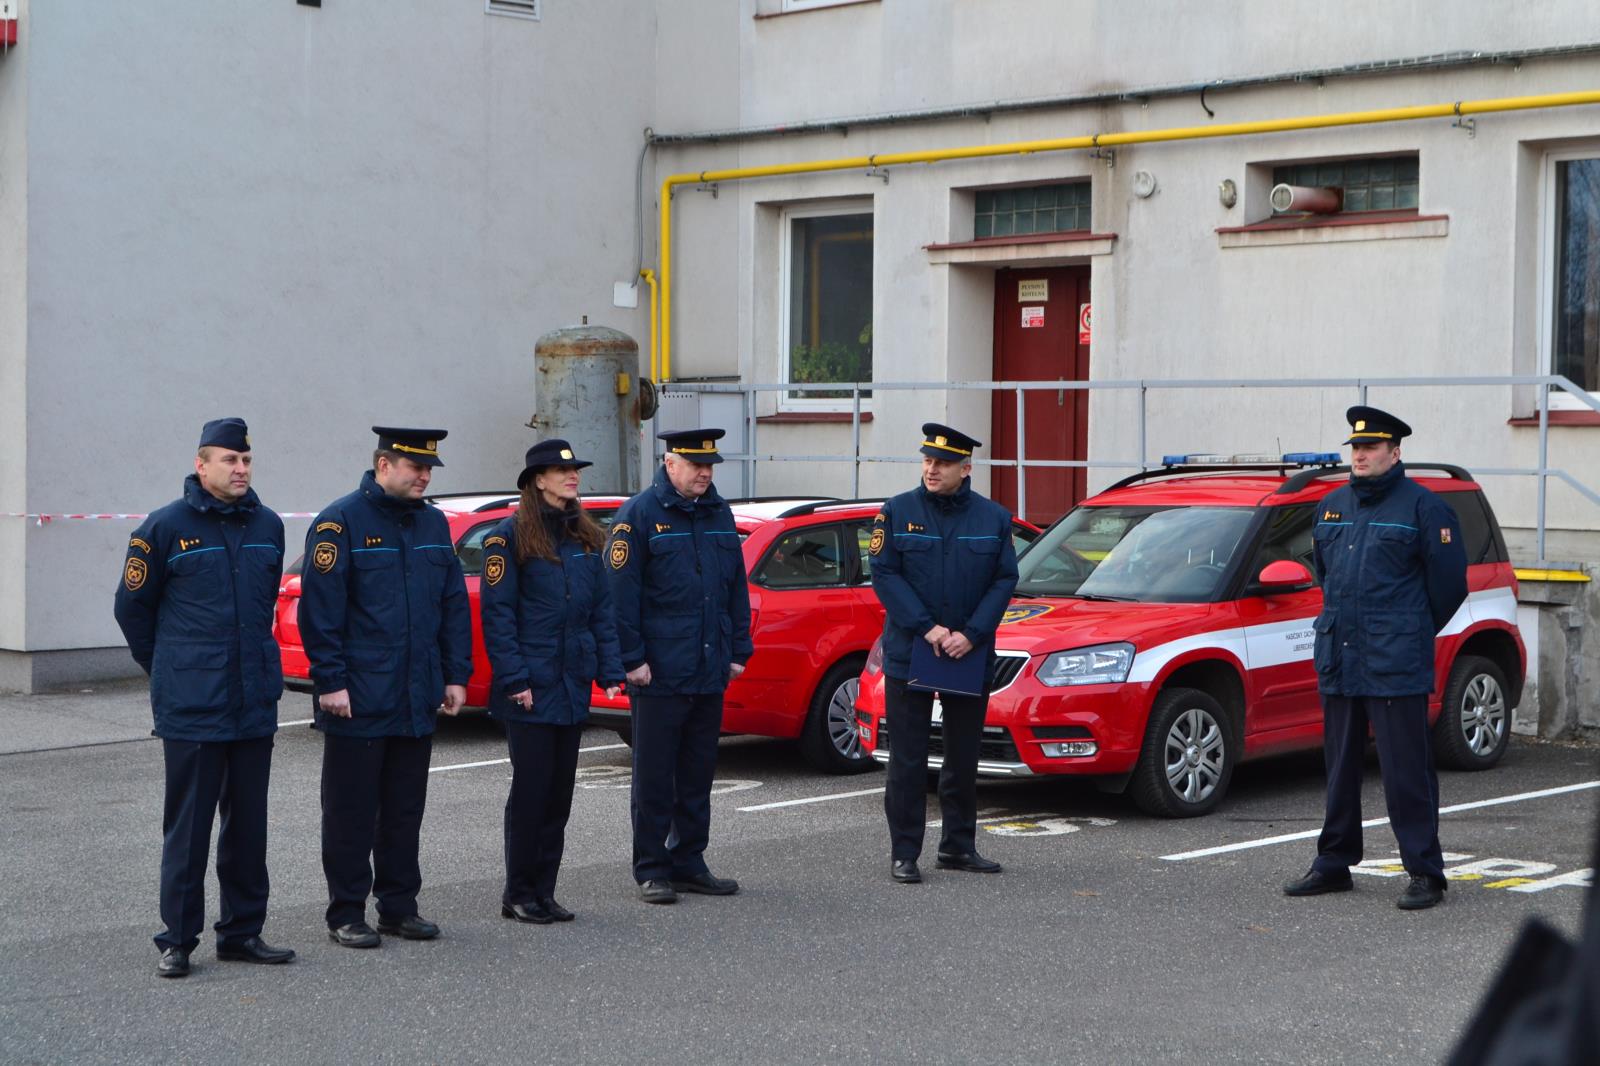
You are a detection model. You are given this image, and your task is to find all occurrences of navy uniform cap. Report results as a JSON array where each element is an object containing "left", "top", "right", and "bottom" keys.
[
  {"left": 659, "top": 427, "right": 725, "bottom": 465},
  {"left": 920, "top": 422, "right": 980, "bottom": 460},
  {"left": 1343, "top": 406, "right": 1412, "bottom": 446},
  {"left": 518, "top": 438, "right": 594, "bottom": 489},
  {"left": 199, "top": 418, "right": 250, "bottom": 452},
  {"left": 373, "top": 426, "right": 448, "bottom": 467}
]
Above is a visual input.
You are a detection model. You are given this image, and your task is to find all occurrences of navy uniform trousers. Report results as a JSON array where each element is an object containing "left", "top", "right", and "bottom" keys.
[
  {"left": 320, "top": 733, "right": 433, "bottom": 928},
  {"left": 882, "top": 677, "right": 984, "bottom": 862},
  {"left": 1312, "top": 693, "right": 1446, "bottom": 882},
  {"left": 630, "top": 692, "right": 722, "bottom": 883},
  {"left": 503, "top": 720, "right": 586, "bottom": 904},
  {"left": 157, "top": 736, "right": 273, "bottom": 952}
]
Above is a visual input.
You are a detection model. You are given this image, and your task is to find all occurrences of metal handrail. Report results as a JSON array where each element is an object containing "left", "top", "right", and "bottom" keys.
[{"left": 656, "top": 374, "right": 1600, "bottom": 566}]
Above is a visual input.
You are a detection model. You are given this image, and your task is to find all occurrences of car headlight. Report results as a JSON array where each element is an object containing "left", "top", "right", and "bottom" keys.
[{"left": 1037, "top": 643, "right": 1134, "bottom": 687}]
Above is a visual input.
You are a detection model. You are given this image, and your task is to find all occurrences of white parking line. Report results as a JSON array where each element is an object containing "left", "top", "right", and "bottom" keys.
[
  {"left": 1161, "top": 779, "right": 1600, "bottom": 861},
  {"left": 280, "top": 718, "right": 314, "bottom": 727},
  {"left": 427, "top": 741, "right": 629, "bottom": 775},
  {"left": 739, "top": 787, "right": 885, "bottom": 812}
]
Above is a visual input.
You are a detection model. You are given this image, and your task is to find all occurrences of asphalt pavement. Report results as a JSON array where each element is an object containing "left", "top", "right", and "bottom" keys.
[{"left": 2, "top": 685, "right": 1596, "bottom": 1065}]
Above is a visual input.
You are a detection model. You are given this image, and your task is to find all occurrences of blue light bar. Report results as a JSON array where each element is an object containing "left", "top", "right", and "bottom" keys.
[
  {"left": 1161, "top": 451, "right": 1342, "bottom": 467},
  {"left": 1282, "top": 452, "right": 1341, "bottom": 465}
]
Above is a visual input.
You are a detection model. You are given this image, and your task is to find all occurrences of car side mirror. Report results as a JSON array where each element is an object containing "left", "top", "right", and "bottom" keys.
[{"left": 1257, "top": 560, "right": 1314, "bottom": 592}]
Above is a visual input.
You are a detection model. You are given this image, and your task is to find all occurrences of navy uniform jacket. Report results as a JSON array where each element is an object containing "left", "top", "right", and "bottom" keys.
[
  {"left": 869, "top": 479, "right": 1020, "bottom": 684},
  {"left": 1312, "top": 462, "right": 1469, "bottom": 697},
  {"left": 478, "top": 513, "right": 625, "bottom": 725},
  {"left": 606, "top": 465, "right": 753, "bottom": 695},
  {"left": 298, "top": 470, "right": 473, "bottom": 737},
  {"left": 113, "top": 475, "right": 285, "bottom": 742}
]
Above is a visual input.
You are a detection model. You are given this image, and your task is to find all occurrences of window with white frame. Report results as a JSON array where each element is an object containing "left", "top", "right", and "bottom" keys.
[
  {"left": 781, "top": 202, "right": 873, "bottom": 406},
  {"left": 1541, "top": 150, "right": 1600, "bottom": 405}
]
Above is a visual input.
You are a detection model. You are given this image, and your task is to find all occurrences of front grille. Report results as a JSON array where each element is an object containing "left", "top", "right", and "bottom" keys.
[
  {"left": 991, "top": 654, "right": 1028, "bottom": 692},
  {"left": 876, "top": 719, "right": 1021, "bottom": 763}
]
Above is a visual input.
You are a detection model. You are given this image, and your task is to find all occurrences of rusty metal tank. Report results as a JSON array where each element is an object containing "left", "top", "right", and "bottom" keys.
[{"left": 530, "top": 324, "right": 645, "bottom": 496}]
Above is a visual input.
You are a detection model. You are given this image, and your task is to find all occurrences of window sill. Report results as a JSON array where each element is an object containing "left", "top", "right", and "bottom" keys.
[
  {"left": 1217, "top": 211, "right": 1447, "bottom": 249},
  {"left": 925, "top": 231, "right": 1117, "bottom": 266},
  {"left": 755, "top": 0, "right": 879, "bottom": 19},
  {"left": 758, "top": 412, "right": 874, "bottom": 424},
  {"left": 1508, "top": 411, "right": 1600, "bottom": 427}
]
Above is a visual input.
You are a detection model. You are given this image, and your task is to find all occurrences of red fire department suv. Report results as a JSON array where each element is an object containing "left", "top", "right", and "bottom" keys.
[{"left": 855, "top": 454, "right": 1526, "bottom": 816}]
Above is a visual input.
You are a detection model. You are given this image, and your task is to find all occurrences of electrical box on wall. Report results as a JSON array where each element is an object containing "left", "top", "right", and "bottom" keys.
[{"left": 656, "top": 390, "right": 749, "bottom": 498}]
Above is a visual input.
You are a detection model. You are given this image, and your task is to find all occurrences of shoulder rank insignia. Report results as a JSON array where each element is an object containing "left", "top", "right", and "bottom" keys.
[
  {"left": 123, "top": 557, "right": 148, "bottom": 591},
  {"left": 177, "top": 536, "right": 202, "bottom": 552},
  {"left": 484, "top": 535, "right": 507, "bottom": 549},
  {"left": 128, "top": 537, "right": 152, "bottom": 555},
  {"left": 364, "top": 535, "right": 383, "bottom": 548},
  {"left": 654, "top": 522, "right": 671, "bottom": 533},
  {"left": 485, "top": 555, "right": 506, "bottom": 585},
  {"left": 906, "top": 522, "right": 924, "bottom": 533},
  {"left": 315, "top": 521, "right": 343, "bottom": 535},
  {"left": 609, "top": 537, "right": 630, "bottom": 570},
  {"left": 869, "top": 526, "right": 885, "bottom": 556},
  {"left": 312, "top": 541, "right": 338, "bottom": 574},
  {"left": 1322, "top": 510, "right": 1341, "bottom": 521}
]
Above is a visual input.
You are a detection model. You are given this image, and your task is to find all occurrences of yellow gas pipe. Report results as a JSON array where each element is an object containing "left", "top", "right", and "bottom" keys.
[{"left": 654, "top": 88, "right": 1600, "bottom": 382}]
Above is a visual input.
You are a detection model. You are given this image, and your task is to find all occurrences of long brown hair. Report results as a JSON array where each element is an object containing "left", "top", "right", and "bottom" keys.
[{"left": 513, "top": 480, "right": 604, "bottom": 564}]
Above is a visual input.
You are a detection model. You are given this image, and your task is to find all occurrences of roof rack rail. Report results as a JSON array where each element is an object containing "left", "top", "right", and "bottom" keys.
[
  {"left": 472, "top": 497, "right": 520, "bottom": 512},
  {"left": 724, "top": 495, "right": 838, "bottom": 507},
  {"left": 1275, "top": 461, "right": 1472, "bottom": 495},
  {"left": 775, "top": 497, "right": 888, "bottom": 519},
  {"left": 423, "top": 490, "right": 519, "bottom": 502},
  {"left": 1102, "top": 464, "right": 1312, "bottom": 492}
]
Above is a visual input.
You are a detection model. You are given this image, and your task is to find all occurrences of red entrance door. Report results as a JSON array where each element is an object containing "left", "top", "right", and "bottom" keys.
[{"left": 991, "top": 266, "right": 1090, "bottom": 525}]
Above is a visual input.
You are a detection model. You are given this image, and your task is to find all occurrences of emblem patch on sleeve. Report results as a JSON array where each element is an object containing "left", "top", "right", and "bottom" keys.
[
  {"left": 315, "top": 521, "right": 343, "bottom": 535},
  {"left": 485, "top": 555, "right": 506, "bottom": 585},
  {"left": 312, "top": 541, "right": 338, "bottom": 574},
  {"left": 124, "top": 557, "right": 148, "bottom": 591},
  {"left": 128, "top": 537, "right": 152, "bottom": 555},
  {"left": 869, "top": 527, "right": 885, "bottom": 556},
  {"left": 609, "top": 538, "right": 630, "bottom": 570},
  {"left": 484, "top": 535, "right": 507, "bottom": 549},
  {"left": 1441, "top": 528, "right": 1452, "bottom": 544}
]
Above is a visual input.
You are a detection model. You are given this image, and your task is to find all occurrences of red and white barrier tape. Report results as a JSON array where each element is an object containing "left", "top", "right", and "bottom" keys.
[{"left": 2, "top": 512, "right": 322, "bottom": 526}]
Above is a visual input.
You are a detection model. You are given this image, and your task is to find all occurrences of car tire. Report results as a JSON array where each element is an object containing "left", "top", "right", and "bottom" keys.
[
  {"left": 799, "top": 657, "right": 876, "bottom": 775},
  {"left": 1433, "top": 654, "right": 1511, "bottom": 771},
  {"left": 1131, "top": 687, "right": 1235, "bottom": 818}
]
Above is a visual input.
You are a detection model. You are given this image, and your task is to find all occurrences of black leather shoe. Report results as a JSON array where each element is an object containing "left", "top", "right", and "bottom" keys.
[
  {"left": 376, "top": 914, "right": 440, "bottom": 940},
  {"left": 536, "top": 896, "right": 575, "bottom": 922},
  {"left": 639, "top": 879, "right": 679, "bottom": 904},
  {"left": 671, "top": 871, "right": 739, "bottom": 896},
  {"left": 328, "top": 922, "right": 381, "bottom": 949},
  {"left": 936, "top": 851, "right": 1003, "bottom": 874},
  {"left": 1398, "top": 875, "right": 1446, "bottom": 910},
  {"left": 1283, "top": 868, "right": 1355, "bottom": 897},
  {"left": 217, "top": 936, "right": 295, "bottom": 965},
  {"left": 891, "top": 859, "right": 922, "bottom": 884},
  {"left": 501, "top": 900, "right": 555, "bottom": 925},
  {"left": 156, "top": 948, "right": 190, "bottom": 978}
]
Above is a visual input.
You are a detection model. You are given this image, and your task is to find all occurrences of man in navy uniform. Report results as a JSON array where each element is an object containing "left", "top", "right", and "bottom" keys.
[
  {"left": 869, "top": 423, "right": 1019, "bottom": 884},
  {"left": 299, "top": 427, "right": 473, "bottom": 946},
  {"left": 114, "top": 418, "right": 295, "bottom": 978},
  {"left": 1285, "top": 406, "right": 1468, "bottom": 910},
  {"left": 607, "top": 428, "right": 752, "bottom": 904}
]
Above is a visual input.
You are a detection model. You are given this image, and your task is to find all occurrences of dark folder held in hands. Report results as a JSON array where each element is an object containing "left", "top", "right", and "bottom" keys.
[{"left": 907, "top": 639, "right": 986, "bottom": 698}]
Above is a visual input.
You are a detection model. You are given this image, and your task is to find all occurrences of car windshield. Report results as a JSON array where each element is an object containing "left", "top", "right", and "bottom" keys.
[{"left": 1015, "top": 505, "right": 1255, "bottom": 603}]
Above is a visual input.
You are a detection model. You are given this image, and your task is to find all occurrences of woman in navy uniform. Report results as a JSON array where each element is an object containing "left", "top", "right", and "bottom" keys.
[
  {"left": 606, "top": 428, "right": 753, "bottom": 904},
  {"left": 113, "top": 418, "right": 295, "bottom": 978},
  {"left": 479, "top": 439, "right": 624, "bottom": 924},
  {"left": 298, "top": 427, "right": 474, "bottom": 947},
  {"left": 1284, "top": 406, "right": 1468, "bottom": 910},
  {"left": 869, "top": 423, "right": 1019, "bottom": 885}
]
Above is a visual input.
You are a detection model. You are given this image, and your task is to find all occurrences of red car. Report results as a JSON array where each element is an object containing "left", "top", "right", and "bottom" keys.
[
  {"left": 274, "top": 492, "right": 1040, "bottom": 773},
  {"left": 274, "top": 492, "right": 626, "bottom": 708},
  {"left": 855, "top": 454, "right": 1526, "bottom": 816},
  {"left": 585, "top": 499, "right": 1042, "bottom": 773}
]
